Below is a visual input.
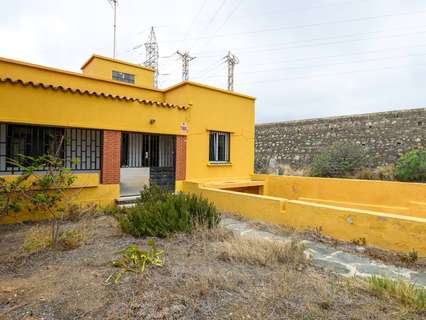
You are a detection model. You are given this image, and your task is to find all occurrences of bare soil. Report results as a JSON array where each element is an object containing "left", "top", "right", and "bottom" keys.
[{"left": 0, "top": 215, "right": 425, "bottom": 320}]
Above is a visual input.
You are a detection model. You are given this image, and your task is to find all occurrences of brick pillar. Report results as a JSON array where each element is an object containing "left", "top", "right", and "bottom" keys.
[
  {"left": 101, "top": 130, "right": 121, "bottom": 184},
  {"left": 175, "top": 135, "right": 187, "bottom": 180}
]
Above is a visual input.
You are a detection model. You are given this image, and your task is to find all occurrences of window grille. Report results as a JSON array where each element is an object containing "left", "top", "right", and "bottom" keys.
[
  {"left": 209, "top": 131, "right": 230, "bottom": 163},
  {"left": 0, "top": 124, "right": 102, "bottom": 174},
  {"left": 112, "top": 70, "right": 135, "bottom": 84}
]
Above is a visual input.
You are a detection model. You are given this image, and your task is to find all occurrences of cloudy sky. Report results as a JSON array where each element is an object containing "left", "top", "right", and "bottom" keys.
[{"left": 1, "top": 0, "right": 426, "bottom": 123}]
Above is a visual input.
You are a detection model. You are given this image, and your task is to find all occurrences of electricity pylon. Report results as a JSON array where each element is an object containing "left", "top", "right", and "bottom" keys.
[
  {"left": 224, "top": 51, "right": 239, "bottom": 91},
  {"left": 177, "top": 51, "right": 196, "bottom": 81},
  {"left": 144, "top": 27, "right": 160, "bottom": 88}
]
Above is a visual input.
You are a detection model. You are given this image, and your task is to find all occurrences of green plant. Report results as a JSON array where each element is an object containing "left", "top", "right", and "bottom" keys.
[
  {"left": 117, "top": 186, "right": 220, "bottom": 237},
  {"left": 106, "top": 240, "right": 164, "bottom": 283},
  {"left": 0, "top": 137, "right": 78, "bottom": 247},
  {"left": 309, "top": 142, "right": 367, "bottom": 178},
  {"left": 394, "top": 149, "right": 426, "bottom": 182},
  {"left": 366, "top": 276, "right": 426, "bottom": 311}
]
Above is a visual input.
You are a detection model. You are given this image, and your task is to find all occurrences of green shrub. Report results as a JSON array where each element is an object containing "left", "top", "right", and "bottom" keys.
[
  {"left": 394, "top": 149, "right": 426, "bottom": 183},
  {"left": 309, "top": 142, "right": 366, "bottom": 178},
  {"left": 117, "top": 186, "right": 220, "bottom": 237}
]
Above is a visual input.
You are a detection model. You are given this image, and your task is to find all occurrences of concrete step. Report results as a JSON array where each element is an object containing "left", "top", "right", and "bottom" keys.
[{"left": 116, "top": 195, "right": 140, "bottom": 208}]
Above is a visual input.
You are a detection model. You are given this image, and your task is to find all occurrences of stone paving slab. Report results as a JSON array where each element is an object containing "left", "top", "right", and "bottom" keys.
[{"left": 220, "top": 217, "right": 426, "bottom": 288}]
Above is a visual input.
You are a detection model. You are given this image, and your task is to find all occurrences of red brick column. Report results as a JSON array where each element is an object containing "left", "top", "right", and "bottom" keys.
[
  {"left": 101, "top": 130, "right": 121, "bottom": 184},
  {"left": 175, "top": 135, "right": 187, "bottom": 180}
]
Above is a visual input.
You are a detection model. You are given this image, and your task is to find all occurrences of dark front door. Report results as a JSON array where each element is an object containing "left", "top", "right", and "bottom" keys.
[{"left": 120, "top": 133, "right": 176, "bottom": 196}]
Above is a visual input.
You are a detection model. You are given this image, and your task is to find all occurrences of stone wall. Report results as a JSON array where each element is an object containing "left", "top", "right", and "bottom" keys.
[{"left": 255, "top": 108, "right": 426, "bottom": 173}]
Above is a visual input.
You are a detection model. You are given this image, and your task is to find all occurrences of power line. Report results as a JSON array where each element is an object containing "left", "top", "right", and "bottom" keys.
[
  {"left": 200, "top": 29, "right": 426, "bottom": 58},
  {"left": 193, "top": 0, "right": 245, "bottom": 52},
  {"left": 194, "top": 24, "right": 426, "bottom": 56},
  {"left": 187, "top": 0, "right": 228, "bottom": 52},
  {"left": 237, "top": 62, "right": 426, "bottom": 86},
  {"left": 180, "top": 0, "right": 208, "bottom": 48},
  {"left": 203, "top": 51, "right": 426, "bottom": 79},
  {"left": 159, "top": 9, "right": 426, "bottom": 44},
  {"left": 233, "top": 43, "right": 426, "bottom": 70}
]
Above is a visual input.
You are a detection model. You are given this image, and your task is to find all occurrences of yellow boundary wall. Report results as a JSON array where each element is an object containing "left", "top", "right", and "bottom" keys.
[
  {"left": 182, "top": 180, "right": 426, "bottom": 256},
  {"left": 0, "top": 173, "right": 119, "bottom": 224},
  {"left": 253, "top": 174, "right": 426, "bottom": 217}
]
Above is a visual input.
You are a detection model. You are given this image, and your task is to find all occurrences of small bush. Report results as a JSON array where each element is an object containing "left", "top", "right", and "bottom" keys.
[
  {"left": 117, "top": 186, "right": 220, "bottom": 237},
  {"left": 58, "top": 228, "right": 85, "bottom": 250},
  {"left": 366, "top": 276, "right": 426, "bottom": 311},
  {"left": 107, "top": 240, "right": 164, "bottom": 283},
  {"left": 394, "top": 149, "right": 426, "bottom": 183},
  {"left": 309, "top": 142, "right": 367, "bottom": 178},
  {"left": 353, "top": 165, "right": 395, "bottom": 181},
  {"left": 217, "top": 236, "right": 306, "bottom": 267}
]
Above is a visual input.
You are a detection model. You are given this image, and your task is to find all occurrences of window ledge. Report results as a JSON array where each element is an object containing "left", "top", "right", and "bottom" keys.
[{"left": 207, "top": 162, "right": 232, "bottom": 167}]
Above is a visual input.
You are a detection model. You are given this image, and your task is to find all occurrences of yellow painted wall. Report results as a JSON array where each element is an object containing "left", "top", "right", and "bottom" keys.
[
  {"left": 165, "top": 83, "right": 255, "bottom": 181},
  {"left": 0, "top": 57, "right": 163, "bottom": 101},
  {"left": 183, "top": 180, "right": 426, "bottom": 256},
  {"left": 284, "top": 200, "right": 426, "bottom": 256},
  {"left": 81, "top": 55, "right": 155, "bottom": 88},
  {"left": 253, "top": 175, "right": 426, "bottom": 218},
  {"left": 0, "top": 56, "right": 256, "bottom": 209},
  {"left": 0, "top": 173, "right": 119, "bottom": 224},
  {"left": 183, "top": 181, "right": 286, "bottom": 225},
  {"left": 0, "top": 81, "right": 187, "bottom": 135}
]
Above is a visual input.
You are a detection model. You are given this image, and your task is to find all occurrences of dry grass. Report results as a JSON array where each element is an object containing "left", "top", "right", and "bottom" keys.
[
  {"left": 2, "top": 216, "right": 425, "bottom": 319},
  {"left": 23, "top": 226, "right": 52, "bottom": 253},
  {"left": 366, "top": 276, "right": 426, "bottom": 311},
  {"left": 23, "top": 225, "right": 88, "bottom": 253},
  {"left": 217, "top": 235, "right": 306, "bottom": 267}
]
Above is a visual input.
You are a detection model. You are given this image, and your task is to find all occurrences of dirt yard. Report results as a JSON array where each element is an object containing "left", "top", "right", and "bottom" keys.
[{"left": 0, "top": 215, "right": 425, "bottom": 320}]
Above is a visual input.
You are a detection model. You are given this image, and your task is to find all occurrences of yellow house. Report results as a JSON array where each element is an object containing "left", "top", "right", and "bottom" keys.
[
  {"left": 0, "top": 54, "right": 255, "bottom": 217},
  {"left": 2, "top": 54, "right": 426, "bottom": 256}
]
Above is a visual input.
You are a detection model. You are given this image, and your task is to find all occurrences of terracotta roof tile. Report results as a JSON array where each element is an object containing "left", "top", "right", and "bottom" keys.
[{"left": 0, "top": 77, "right": 189, "bottom": 110}]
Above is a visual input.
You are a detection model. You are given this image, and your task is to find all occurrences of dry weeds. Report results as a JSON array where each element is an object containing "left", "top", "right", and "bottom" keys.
[
  {"left": 217, "top": 235, "right": 306, "bottom": 267},
  {"left": 0, "top": 215, "right": 425, "bottom": 319}
]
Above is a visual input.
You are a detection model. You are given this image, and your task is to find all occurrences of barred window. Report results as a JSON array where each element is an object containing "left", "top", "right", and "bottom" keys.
[
  {"left": 0, "top": 124, "right": 102, "bottom": 173},
  {"left": 112, "top": 70, "right": 135, "bottom": 84},
  {"left": 209, "top": 131, "right": 230, "bottom": 163},
  {"left": 121, "top": 133, "right": 175, "bottom": 168}
]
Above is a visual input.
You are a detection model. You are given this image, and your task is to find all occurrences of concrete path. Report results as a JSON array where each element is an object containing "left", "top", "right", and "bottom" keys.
[{"left": 220, "top": 217, "right": 426, "bottom": 288}]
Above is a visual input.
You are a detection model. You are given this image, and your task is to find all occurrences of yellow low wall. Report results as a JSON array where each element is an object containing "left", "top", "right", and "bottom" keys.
[
  {"left": 0, "top": 172, "right": 119, "bottom": 224},
  {"left": 183, "top": 179, "right": 426, "bottom": 256},
  {"left": 253, "top": 174, "right": 426, "bottom": 218}
]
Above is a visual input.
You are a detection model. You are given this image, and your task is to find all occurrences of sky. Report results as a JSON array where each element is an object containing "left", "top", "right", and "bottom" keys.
[{"left": 1, "top": 0, "right": 426, "bottom": 123}]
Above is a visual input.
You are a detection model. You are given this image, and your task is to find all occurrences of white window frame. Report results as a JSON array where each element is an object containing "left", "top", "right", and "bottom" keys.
[{"left": 209, "top": 131, "right": 230, "bottom": 163}]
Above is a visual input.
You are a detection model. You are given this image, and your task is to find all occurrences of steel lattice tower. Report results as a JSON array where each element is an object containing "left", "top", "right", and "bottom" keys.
[
  {"left": 144, "top": 27, "right": 159, "bottom": 88},
  {"left": 177, "top": 51, "right": 196, "bottom": 81},
  {"left": 225, "top": 51, "right": 239, "bottom": 91}
]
